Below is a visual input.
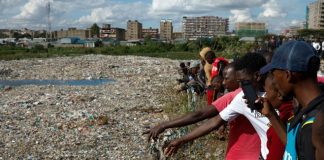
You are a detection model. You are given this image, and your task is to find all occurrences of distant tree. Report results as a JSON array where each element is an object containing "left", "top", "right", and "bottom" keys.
[
  {"left": 298, "top": 29, "right": 324, "bottom": 39},
  {"left": 13, "top": 32, "right": 21, "bottom": 39},
  {"left": 144, "top": 35, "right": 155, "bottom": 45},
  {"left": 90, "top": 23, "right": 100, "bottom": 38},
  {"left": 95, "top": 39, "right": 103, "bottom": 47},
  {"left": 34, "top": 32, "right": 46, "bottom": 38},
  {"left": 22, "top": 33, "right": 32, "bottom": 39},
  {"left": 12, "top": 32, "right": 32, "bottom": 40}
]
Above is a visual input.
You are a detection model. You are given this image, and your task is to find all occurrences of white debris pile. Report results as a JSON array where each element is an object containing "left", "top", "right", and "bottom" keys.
[
  {"left": 0, "top": 55, "right": 228, "bottom": 159},
  {"left": 0, "top": 55, "right": 181, "bottom": 159}
]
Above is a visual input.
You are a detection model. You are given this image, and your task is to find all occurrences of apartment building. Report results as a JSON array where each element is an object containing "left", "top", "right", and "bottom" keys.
[
  {"left": 142, "top": 27, "right": 159, "bottom": 39},
  {"left": 100, "top": 24, "right": 126, "bottom": 41},
  {"left": 182, "top": 16, "right": 228, "bottom": 40},
  {"left": 307, "top": 0, "right": 324, "bottom": 29},
  {"left": 126, "top": 20, "right": 142, "bottom": 40},
  {"left": 56, "top": 28, "right": 91, "bottom": 39},
  {"left": 235, "top": 22, "right": 268, "bottom": 37},
  {"left": 160, "top": 20, "right": 173, "bottom": 41},
  {"left": 173, "top": 32, "right": 183, "bottom": 40},
  {"left": 0, "top": 29, "right": 11, "bottom": 38},
  {"left": 282, "top": 23, "right": 305, "bottom": 37}
]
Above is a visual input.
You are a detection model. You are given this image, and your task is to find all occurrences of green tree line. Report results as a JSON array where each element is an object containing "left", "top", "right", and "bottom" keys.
[{"left": 0, "top": 36, "right": 257, "bottom": 60}]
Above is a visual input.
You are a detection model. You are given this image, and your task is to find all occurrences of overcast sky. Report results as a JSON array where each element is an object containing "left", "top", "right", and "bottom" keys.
[{"left": 0, "top": 0, "right": 315, "bottom": 33}]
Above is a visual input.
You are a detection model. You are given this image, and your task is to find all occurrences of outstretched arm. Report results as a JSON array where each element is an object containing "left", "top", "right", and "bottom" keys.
[
  {"left": 164, "top": 115, "right": 225, "bottom": 156},
  {"left": 143, "top": 105, "right": 218, "bottom": 141}
]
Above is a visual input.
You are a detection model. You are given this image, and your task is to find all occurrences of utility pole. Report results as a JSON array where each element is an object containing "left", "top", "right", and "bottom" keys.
[{"left": 46, "top": 0, "right": 51, "bottom": 42}]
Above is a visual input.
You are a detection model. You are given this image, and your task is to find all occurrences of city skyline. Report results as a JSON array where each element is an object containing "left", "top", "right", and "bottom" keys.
[{"left": 0, "top": 0, "right": 316, "bottom": 33}]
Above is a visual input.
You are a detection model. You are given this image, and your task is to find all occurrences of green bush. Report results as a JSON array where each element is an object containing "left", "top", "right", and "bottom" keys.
[{"left": 84, "top": 48, "right": 96, "bottom": 54}]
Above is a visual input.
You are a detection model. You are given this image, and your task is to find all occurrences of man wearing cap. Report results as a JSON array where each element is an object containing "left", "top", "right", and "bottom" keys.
[
  {"left": 184, "top": 61, "right": 204, "bottom": 97},
  {"left": 257, "top": 68, "right": 294, "bottom": 160},
  {"left": 260, "top": 40, "right": 324, "bottom": 160},
  {"left": 164, "top": 53, "right": 272, "bottom": 159}
]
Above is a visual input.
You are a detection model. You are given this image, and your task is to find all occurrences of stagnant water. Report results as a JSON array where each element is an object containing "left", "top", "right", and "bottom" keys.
[{"left": 0, "top": 79, "right": 114, "bottom": 87}]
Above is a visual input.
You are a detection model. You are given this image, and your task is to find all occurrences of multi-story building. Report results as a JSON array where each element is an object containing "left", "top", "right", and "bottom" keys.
[
  {"left": 100, "top": 24, "right": 126, "bottom": 41},
  {"left": 56, "top": 28, "right": 91, "bottom": 39},
  {"left": 126, "top": 20, "right": 142, "bottom": 40},
  {"left": 235, "top": 22, "right": 268, "bottom": 37},
  {"left": 307, "top": 0, "right": 324, "bottom": 29},
  {"left": 173, "top": 32, "right": 183, "bottom": 40},
  {"left": 142, "top": 27, "right": 159, "bottom": 39},
  {"left": 282, "top": 23, "right": 305, "bottom": 37},
  {"left": 0, "top": 29, "right": 11, "bottom": 38},
  {"left": 160, "top": 20, "right": 173, "bottom": 41},
  {"left": 182, "top": 16, "right": 228, "bottom": 40}
]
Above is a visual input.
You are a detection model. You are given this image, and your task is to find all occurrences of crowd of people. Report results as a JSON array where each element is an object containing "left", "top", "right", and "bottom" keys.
[{"left": 144, "top": 40, "right": 324, "bottom": 160}]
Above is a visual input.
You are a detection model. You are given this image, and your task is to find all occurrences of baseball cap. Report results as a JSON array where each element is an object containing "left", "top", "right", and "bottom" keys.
[
  {"left": 260, "top": 40, "right": 319, "bottom": 74},
  {"left": 189, "top": 61, "right": 200, "bottom": 69}
]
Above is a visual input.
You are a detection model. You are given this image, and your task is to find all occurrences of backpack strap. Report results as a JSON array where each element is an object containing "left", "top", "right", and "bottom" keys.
[
  {"left": 301, "top": 117, "right": 316, "bottom": 128},
  {"left": 289, "top": 94, "right": 324, "bottom": 131}
]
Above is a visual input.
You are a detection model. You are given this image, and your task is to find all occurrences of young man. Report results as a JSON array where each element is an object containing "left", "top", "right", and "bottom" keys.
[
  {"left": 210, "top": 75, "right": 224, "bottom": 101},
  {"left": 259, "top": 71, "right": 294, "bottom": 160},
  {"left": 165, "top": 53, "right": 291, "bottom": 160},
  {"left": 204, "top": 51, "right": 228, "bottom": 78},
  {"left": 199, "top": 47, "right": 212, "bottom": 86},
  {"left": 186, "top": 61, "right": 205, "bottom": 96},
  {"left": 258, "top": 40, "right": 324, "bottom": 160},
  {"left": 205, "top": 50, "right": 229, "bottom": 104},
  {"left": 144, "top": 63, "right": 261, "bottom": 160},
  {"left": 164, "top": 53, "right": 270, "bottom": 159}
]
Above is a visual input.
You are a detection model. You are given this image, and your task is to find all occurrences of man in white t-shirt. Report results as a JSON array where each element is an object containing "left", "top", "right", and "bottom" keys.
[
  {"left": 313, "top": 40, "right": 321, "bottom": 56},
  {"left": 164, "top": 53, "right": 271, "bottom": 159}
]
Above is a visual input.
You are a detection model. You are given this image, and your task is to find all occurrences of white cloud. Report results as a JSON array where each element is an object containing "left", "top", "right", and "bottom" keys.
[
  {"left": 7, "top": 0, "right": 110, "bottom": 29},
  {"left": 150, "top": 0, "right": 268, "bottom": 15},
  {"left": 290, "top": 20, "right": 304, "bottom": 26},
  {"left": 229, "top": 9, "right": 253, "bottom": 23},
  {"left": 0, "top": 0, "right": 24, "bottom": 13},
  {"left": 258, "top": 0, "right": 286, "bottom": 18},
  {"left": 0, "top": 0, "right": 308, "bottom": 33},
  {"left": 77, "top": 2, "right": 150, "bottom": 27},
  {"left": 14, "top": 0, "right": 48, "bottom": 20},
  {"left": 78, "top": 8, "right": 114, "bottom": 24}
]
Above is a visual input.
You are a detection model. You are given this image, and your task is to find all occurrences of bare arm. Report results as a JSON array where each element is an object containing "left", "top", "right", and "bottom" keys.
[
  {"left": 164, "top": 115, "right": 225, "bottom": 156},
  {"left": 313, "top": 109, "right": 324, "bottom": 160},
  {"left": 258, "top": 99, "right": 287, "bottom": 144},
  {"left": 144, "top": 105, "right": 219, "bottom": 141},
  {"left": 266, "top": 109, "right": 287, "bottom": 144}
]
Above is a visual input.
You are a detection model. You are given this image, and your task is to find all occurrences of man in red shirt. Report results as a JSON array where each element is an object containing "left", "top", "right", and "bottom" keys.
[
  {"left": 260, "top": 72, "right": 293, "bottom": 160},
  {"left": 204, "top": 51, "right": 229, "bottom": 104},
  {"left": 144, "top": 63, "right": 261, "bottom": 160}
]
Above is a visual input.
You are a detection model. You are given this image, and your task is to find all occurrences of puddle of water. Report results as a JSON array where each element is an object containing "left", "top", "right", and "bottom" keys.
[{"left": 0, "top": 79, "right": 114, "bottom": 87}]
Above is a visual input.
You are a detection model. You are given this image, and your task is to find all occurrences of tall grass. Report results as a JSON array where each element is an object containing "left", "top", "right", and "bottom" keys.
[
  {"left": 0, "top": 46, "right": 198, "bottom": 60},
  {"left": 161, "top": 86, "right": 227, "bottom": 160}
]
